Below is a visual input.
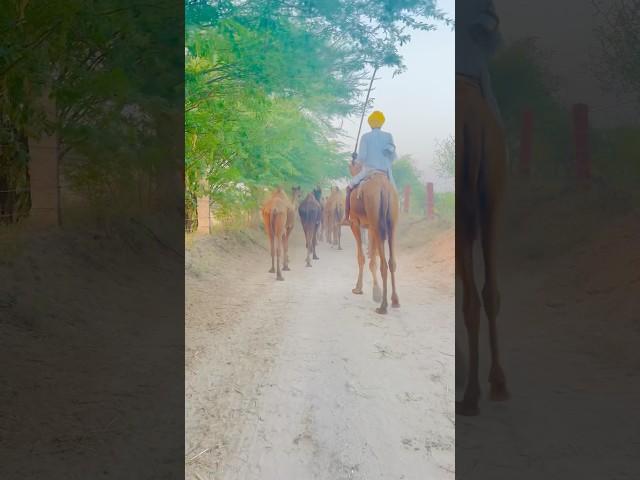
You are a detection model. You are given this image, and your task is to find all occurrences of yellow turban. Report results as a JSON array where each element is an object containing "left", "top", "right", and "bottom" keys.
[{"left": 368, "top": 110, "right": 385, "bottom": 128}]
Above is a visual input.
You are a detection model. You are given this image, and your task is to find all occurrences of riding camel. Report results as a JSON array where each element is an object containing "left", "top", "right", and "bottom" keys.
[
  {"left": 324, "top": 187, "right": 345, "bottom": 249},
  {"left": 261, "top": 186, "right": 300, "bottom": 280},
  {"left": 455, "top": 0, "right": 509, "bottom": 416},
  {"left": 455, "top": 76, "right": 509, "bottom": 415},
  {"left": 346, "top": 163, "right": 399, "bottom": 314},
  {"left": 297, "top": 188, "right": 323, "bottom": 267}
]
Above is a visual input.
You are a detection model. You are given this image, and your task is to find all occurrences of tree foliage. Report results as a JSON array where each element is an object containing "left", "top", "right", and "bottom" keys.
[
  {"left": 1, "top": 1, "right": 182, "bottom": 220},
  {"left": 392, "top": 154, "right": 425, "bottom": 213},
  {"left": 185, "top": 0, "right": 448, "bottom": 217},
  {"left": 594, "top": 0, "right": 640, "bottom": 103},
  {"left": 490, "top": 37, "right": 571, "bottom": 175},
  {"left": 433, "top": 134, "right": 454, "bottom": 178}
]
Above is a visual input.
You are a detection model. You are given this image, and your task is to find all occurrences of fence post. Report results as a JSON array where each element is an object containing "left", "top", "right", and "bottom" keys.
[
  {"left": 426, "top": 182, "right": 434, "bottom": 219},
  {"left": 519, "top": 109, "right": 533, "bottom": 176},
  {"left": 403, "top": 185, "right": 411, "bottom": 213},
  {"left": 27, "top": 88, "right": 60, "bottom": 227},
  {"left": 572, "top": 103, "right": 591, "bottom": 180}
]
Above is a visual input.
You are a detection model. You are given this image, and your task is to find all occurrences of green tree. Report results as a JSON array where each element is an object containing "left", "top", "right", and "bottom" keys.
[
  {"left": 1, "top": 1, "right": 182, "bottom": 221},
  {"left": 392, "top": 154, "right": 425, "bottom": 214},
  {"left": 433, "top": 134, "right": 454, "bottom": 178},
  {"left": 184, "top": 0, "right": 449, "bottom": 219},
  {"left": 489, "top": 37, "right": 570, "bottom": 176}
]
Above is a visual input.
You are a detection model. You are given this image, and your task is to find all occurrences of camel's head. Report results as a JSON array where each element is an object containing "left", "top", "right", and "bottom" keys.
[
  {"left": 312, "top": 186, "right": 322, "bottom": 202},
  {"left": 291, "top": 185, "right": 302, "bottom": 203}
]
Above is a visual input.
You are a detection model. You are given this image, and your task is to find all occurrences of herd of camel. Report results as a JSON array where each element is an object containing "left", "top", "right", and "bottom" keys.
[
  {"left": 260, "top": 165, "right": 399, "bottom": 315},
  {"left": 259, "top": 97, "right": 509, "bottom": 415}
]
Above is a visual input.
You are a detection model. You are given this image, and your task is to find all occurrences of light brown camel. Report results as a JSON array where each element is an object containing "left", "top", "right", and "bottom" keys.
[
  {"left": 261, "top": 187, "right": 299, "bottom": 280},
  {"left": 456, "top": 75, "right": 509, "bottom": 416},
  {"left": 318, "top": 195, "right": 326, "bottom": 242},
  {"left": 347, "top": 169, "right": 399, "bottom": 314},
  {"left": 324, "top": 187, "right": 345, "bottom": 250},
  {"left": 297, "top": 188, "right": 322, "bottom": 267},
  {"left": 322, "top": 193, "right": 332, "bottom": 243}
]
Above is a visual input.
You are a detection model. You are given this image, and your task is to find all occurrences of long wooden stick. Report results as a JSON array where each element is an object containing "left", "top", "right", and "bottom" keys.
[{"left": 353, "top": 65, "right": 379, "bottom": 164}]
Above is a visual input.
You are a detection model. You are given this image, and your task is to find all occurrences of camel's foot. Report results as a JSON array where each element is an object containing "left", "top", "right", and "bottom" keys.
[
  {"left": 375, "top": 306, "right": 388, "bottom": 315},
  {"left": 455, "top": 399, "right": 479, "bottom": 416},
  {"left": 268, "top": 267, "right": 275, "bottom": 273},
  {"left": 489, "top": 380, "right": 510, "bottom": 402},
  {"left": 276, "top": 274, "right": 284, "bottom": 281},
  {"left": 391, "top": 293, "right": 400, "bottom": 308},
  {"left": 306, "top": 262, "right": 312, "bottom": 267},
  {"left": 283, "top": 266, "right": 290, "bottom": 271},
  {"left": 372, "top": 285, "right": 382, "bottom": 303},
  {"left": 488, "top": 366, "right": 509, "bottom": 401},
  {"left": 338, "top": 246, "right": 343, "bottom": 251},
  {"left": 352, "top": 287, "right": 364, "bottom": 295},
  {"left": 313, "top": 254, "right": 319, "bottom": 260}
]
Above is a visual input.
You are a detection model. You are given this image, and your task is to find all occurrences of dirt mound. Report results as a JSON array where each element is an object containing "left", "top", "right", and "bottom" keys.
[
  {"left": 1, "top": 220, "right": 183, "bottom": 478},
  {"left": 396, "top": 218, "right": 454, "bottom": 288}
]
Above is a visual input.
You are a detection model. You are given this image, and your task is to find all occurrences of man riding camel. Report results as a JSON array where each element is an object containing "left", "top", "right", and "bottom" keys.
[{"left": 342, "top": 110, "right": 397, "bottom": 224}]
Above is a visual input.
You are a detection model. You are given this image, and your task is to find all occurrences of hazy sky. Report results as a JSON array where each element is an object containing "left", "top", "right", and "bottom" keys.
[
  {"left": 338, "top": 0, "right": 455, "bottom": 191},
  {"left": 494, "top": 0, "right": 639, "bottom": 127}
]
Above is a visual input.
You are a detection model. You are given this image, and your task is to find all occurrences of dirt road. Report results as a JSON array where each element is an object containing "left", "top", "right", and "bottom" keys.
[
  {"left": 455, "top": 184, "right": 640, "bottom": 479},
  {"left": 186, "top": 219, "right": 454, "bottom": 480}
]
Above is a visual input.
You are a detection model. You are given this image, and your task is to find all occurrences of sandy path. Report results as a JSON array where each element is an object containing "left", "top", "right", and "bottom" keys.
[
  {"left": 455, "top": 188, "right": 640, "bottom": 479},
  {"left": 186, "top": 221, "right": 454, "bottom": 480}
]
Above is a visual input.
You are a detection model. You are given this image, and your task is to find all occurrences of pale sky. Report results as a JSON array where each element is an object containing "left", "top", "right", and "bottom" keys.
[{"left": 337, "top": 0, "right": 455, "bottom": 191}]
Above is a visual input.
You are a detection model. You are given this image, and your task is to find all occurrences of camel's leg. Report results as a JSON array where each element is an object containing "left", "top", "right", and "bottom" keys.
[
  {"left": 305, "top": 227, "right": 312, "bottom": 267},
  {"left": 388, "top": 223, "right": 400, "bottom": 308},
  {"left": 337, "top": 224, "right": 343, "bottom": 250},
  {"left": 350, "top": 222, "right": 365, "bottom": 295},
  {"left": 283, "top": 226, "right": 292, "bottom": 271},
  {"left": 268, "top": 228, "right": 275, "bottom": 274},
  {"left": 276, "top": 232, "right": 284, "bottom": 281},
  {"left": 369, "top": 238, "right": 381, "bottom": 303},
  {"left": 312, "top": 223, "right": 319, "bottom": 260},
  {"left": 480, "top": 200, "right": 508, "bottom": 401},
  {"left": 375, "top": 235, "right": 389, "bottom": 315},
  {"left": 456, "top": 236, "right": 481, "bottom": 416}
]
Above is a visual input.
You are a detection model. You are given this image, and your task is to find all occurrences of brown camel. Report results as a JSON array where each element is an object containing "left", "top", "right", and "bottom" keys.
[
  {"left": 347, "top": 170, "right": 399, "bottom": 314},
  {"left": 297, "top": 189, "right": 322, "bottom": 267},
  {"left": 324, "top": 187, "right": 345, "bottom": 250},
  {"left": 456, "top": 75, "right": 509, "bottom": 416},
  {"left": 261, "top": 187, "right": 299, "bottom": 280}
]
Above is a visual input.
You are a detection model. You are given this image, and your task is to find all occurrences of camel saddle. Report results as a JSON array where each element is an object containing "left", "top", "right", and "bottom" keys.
[{"left": 355, "top": 170, "right": 389, "bottom": 200}]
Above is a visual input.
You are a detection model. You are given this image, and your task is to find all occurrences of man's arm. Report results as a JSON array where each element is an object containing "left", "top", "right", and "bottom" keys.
[
  {"left": 469, "top": 0, "right": 502, "bottom": 54},
  {"left": 356, "top": 134, "right": 368, "bottom": 165},
  {"left": 385, "top": 134, "right": 398, "bottom": 162}
]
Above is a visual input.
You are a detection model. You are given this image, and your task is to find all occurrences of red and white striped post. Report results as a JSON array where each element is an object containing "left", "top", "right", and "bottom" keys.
[
  {"left": 572, "top": 103, "right": 591, "bottom": 180},
  {"left": 519, "top": 109, "right": 533, "bottom": 176},
  {"left": 403, "top": 185, "right": 411, "bottom": 213},
  {"left": 425, "top": 182, "right": 434, "bottom": 219}
]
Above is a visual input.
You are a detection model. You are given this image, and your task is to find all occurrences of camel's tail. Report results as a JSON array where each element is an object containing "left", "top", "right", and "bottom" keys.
[
  {"left": 378, "top": 189, "right": 392, "bottom": 243},
  {"left": 270, "top": 208, "right": 278, "bottom": 242}
]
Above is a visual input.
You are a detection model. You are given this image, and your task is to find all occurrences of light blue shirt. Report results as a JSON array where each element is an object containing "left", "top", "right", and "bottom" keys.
[
  {"left": 456, "top": 0, "right": 503, "bottom": 125},
  {"left": 350, "top": 128, "right": 397, "bottom": 188}
]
